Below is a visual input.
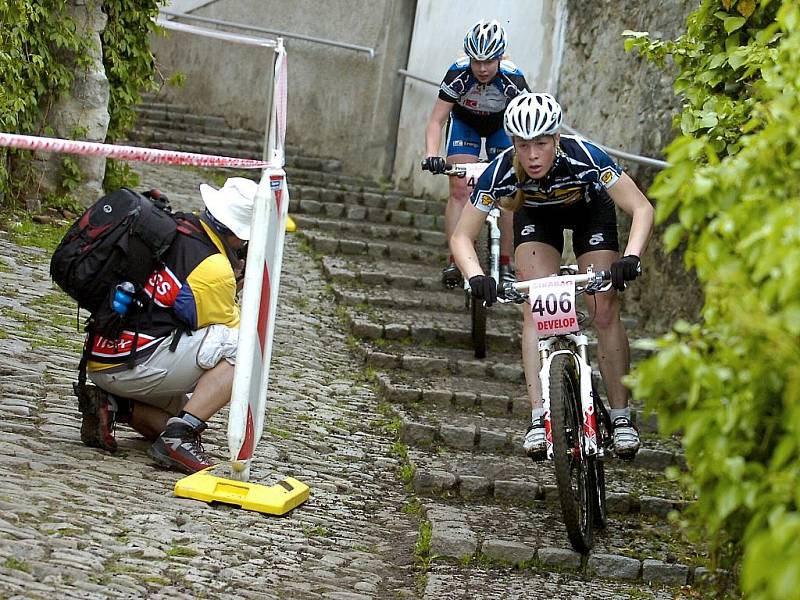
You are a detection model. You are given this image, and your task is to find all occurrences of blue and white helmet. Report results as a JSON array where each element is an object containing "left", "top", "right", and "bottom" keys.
[
  {"left": 504, "top": 93, "right": 563, "bottom": 139},
  {"left": 464, "top": 20, "right": 507, "bottom": 61}
]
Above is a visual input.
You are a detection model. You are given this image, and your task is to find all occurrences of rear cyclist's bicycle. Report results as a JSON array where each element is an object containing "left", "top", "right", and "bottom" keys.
[
  {"left": 421, "top": 161, "right": 503, "bottom": 359},
  {"left": 509, "top": 265, "right": 617, "bottom": 553}
]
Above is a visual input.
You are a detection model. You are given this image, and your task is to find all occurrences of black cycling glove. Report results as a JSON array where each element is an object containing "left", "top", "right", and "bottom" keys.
[
  {"left": 610, "top": 255, "right": 641, "bottom": 291},
  {"left": 469, "top": 275, "right": 498, "bottom": 307},
  {"left": 422, "top": 156, "right": 447, "bottom": 174}
]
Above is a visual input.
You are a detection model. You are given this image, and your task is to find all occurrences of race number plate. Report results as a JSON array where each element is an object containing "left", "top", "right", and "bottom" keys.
[
  {"left": 460, "top": 163, "right": 489, "bottom": 190},
  {"left": 528, "top": 276, "right": 579, "bottom": 335}
]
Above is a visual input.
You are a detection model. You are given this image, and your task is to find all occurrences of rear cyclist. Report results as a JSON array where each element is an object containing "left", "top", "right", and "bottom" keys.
[
  {"left": 422, "top": 19, "right": 530, "bottom": 290},
  {"left": 450, "top": 92, "right": 654, "bottom": 460}
]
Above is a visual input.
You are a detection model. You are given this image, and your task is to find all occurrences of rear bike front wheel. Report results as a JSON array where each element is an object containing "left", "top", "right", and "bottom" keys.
[
  {"left": 549, "top": 353, "right": 594, "bottom": 553},
  {"left": 470, "top": 224, "right": 490, "bottom": 359}
]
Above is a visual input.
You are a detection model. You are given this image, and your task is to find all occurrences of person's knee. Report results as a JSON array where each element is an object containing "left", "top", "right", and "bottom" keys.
[
  {"left": 449, "top": 178, "right": 470, "bottom": 204},
  {"left": 592, "top": 293, "right": 621, "bottom": 329}
]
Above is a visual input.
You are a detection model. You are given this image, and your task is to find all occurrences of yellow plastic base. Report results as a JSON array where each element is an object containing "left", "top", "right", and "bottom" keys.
[
  {"left": 285, "top": 215, "right": 297, "bottom": 232},
  {"left": 174, "top": 466, "right": 310, "bottom": 515}
]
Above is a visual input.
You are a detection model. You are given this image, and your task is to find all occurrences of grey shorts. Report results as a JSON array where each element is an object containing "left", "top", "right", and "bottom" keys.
[{"left": 89, "top": 324, "right": 238, "bottom": 415}]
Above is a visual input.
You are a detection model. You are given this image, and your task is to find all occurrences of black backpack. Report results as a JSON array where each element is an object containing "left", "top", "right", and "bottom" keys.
[{"left": 50, "top": 188, "right": 185, "bottom": 338}]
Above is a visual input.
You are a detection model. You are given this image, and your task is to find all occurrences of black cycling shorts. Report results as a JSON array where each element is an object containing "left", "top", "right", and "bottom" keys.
[{"left": 512, "top": 197, "right": 619, "bottom": 257}]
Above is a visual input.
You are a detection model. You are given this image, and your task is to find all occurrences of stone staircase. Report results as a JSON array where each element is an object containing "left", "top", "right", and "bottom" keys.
[{"left": 131, "top": 100, "right": 709, "bottom": 597}]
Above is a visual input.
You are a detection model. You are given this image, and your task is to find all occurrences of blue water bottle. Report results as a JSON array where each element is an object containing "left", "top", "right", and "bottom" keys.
[{"left": 112, "top": 282, "right": 136, "bottom": 315}]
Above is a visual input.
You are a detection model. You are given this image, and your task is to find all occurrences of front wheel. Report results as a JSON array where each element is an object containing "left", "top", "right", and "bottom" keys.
[
  {"left": 550, "top": 353, "right": 594, "bottom": 553},
  {"left": 470, "top": 225, "right": 490, "bottom": 359}
]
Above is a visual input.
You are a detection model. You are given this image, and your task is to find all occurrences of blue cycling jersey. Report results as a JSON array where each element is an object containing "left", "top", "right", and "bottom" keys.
[
  {"left": 438, "top": 57, "right": 529, "bottom": 136},
  {"left": 470, "top": 135, "right": 623, "bottom": 212}
]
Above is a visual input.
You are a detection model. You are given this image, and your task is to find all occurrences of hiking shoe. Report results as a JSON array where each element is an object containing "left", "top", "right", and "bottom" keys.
[
  {"left": 441, "top": 261, "right": 463, "bottom": 288},
  {"left": 74, "top": 383, "right": 117, "bottom": 452},
  {"left": 523, "top": 418, "right": 547, "bottom": 461},
  {"left": 148, "top": 417, "right": 214, "bottom": 474},
  {"left": 612, "top": 416, "right": 641, "bottom": 459}
]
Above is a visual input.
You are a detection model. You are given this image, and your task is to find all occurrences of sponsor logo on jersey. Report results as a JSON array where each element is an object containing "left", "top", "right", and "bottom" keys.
[
  {"left": 520, "top": 224, "right": 536, "bottom": 236},
  {"left": 91, "top": 331, "right": 161, "bottom": 358},
  {"left": 481, "top": 194, "right": 493, "bottom": 206},
  {"left": 524, "top": 186, "right": 583, "bottom": 206},
  {"left": 600, "top": 170, "right": 615, "bottom": 185},
  {"left": 144, "top": 266, "right": 182, "bottom": 308},
  {"left": 589, "top": 233, "right": 605, "bottom": 246}
]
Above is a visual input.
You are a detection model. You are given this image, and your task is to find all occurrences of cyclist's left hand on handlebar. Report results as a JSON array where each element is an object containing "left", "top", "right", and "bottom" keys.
[
  {"left": 422, "top": 156, "right": 446, "bottom": 174},
  {"left": 469, "top": 275, "right": 498, "bottom": 307},
  {"left": 610, "top": 255, "right": 641, "bottom": 291}
]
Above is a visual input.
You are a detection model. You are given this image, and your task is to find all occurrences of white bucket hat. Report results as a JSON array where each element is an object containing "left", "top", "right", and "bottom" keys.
[{"left": 199, "top": 177, "right": 257, "bottom": 241}]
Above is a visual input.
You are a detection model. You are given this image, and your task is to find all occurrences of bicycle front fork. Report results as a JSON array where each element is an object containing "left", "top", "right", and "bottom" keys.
[{"left": 538, "top": 335, "right": 601, "bottom": 460}]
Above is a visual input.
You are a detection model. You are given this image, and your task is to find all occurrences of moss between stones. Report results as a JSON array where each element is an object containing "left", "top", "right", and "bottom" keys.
[{"left": 3, "top": 557, "right": 30, "bottom": 572}]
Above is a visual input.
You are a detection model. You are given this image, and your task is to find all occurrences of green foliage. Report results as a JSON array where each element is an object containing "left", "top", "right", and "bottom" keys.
[
  {"left": 0, "top": 0, "right": 163, "bottom": 205},
  {"left": 102, "top": 0, "right": 164, "bottom": 189},
  {"left": 625, "top": 2, "right": 800, "bottom": 598},
  {"left": 0, "top": 0, "right": 92, "bottom": 203}
]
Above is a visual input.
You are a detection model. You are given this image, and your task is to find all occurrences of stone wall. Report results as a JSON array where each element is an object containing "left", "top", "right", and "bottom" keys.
[
  {"left": 150, "top": 0, "right": 415, "bottom": 178},
  {"left": 556, "top": 0, "right": 702, "bottom": 332}
]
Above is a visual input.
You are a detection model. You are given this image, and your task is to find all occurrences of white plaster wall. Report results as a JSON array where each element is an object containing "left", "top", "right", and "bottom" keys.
[{"left": 393, "top": 0, "right": 566, "bottom": 198}]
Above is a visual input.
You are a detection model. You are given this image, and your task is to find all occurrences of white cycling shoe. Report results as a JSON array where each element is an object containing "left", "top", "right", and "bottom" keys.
[
  {"left": 523, "top": 418, "right": 547, "bottom": 460},
  {"left": 612, "top": 416, "right": 641, "bottom": 459}
]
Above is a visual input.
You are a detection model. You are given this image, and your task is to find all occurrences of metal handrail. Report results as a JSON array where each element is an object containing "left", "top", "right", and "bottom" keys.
[
  {"left": 160, "top": 9, "right": 375, "bottom": 58},
  {"left": 397, "top": 69, "right": 670, "bottom": 170},
  {"left": 156, "top": 19, "right": 277, "bottom": 48}
]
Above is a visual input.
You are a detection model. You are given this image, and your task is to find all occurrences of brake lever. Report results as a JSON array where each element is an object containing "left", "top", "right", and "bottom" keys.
[{"left": 498, "top": 283, "right": 527, "bottom": 305}]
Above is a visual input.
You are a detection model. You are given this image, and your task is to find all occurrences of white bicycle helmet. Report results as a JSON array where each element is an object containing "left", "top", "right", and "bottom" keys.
[
  {"left": 504, "top": 92, "right": 563, "bottom": 139},
  {"left": 464, "top": 20, "right": 507, "bottom": 61}
]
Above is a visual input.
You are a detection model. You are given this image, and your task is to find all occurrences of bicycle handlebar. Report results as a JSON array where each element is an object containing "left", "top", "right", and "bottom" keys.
[
  {"left": 420, "top": 161, "right": 487, "bottom": 179},
  {"left": 502, "top": 268, "right": 614, "bottom": 304},
  {"left": 513, "top": 270, "right": 611, "bottom": 292}
]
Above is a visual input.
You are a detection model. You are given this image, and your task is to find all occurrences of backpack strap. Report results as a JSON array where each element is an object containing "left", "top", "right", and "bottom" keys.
[{"left": 77, "top": 321, "right": 96, "bottom": 395}]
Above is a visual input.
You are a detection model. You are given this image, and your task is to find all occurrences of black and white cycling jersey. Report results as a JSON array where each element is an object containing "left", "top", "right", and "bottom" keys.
[
  {"left": 469, "top": 135, "right": 623, "bottom": 212},
  {"left": 438, "top": 57, "right": 529, "bottom": 136}
]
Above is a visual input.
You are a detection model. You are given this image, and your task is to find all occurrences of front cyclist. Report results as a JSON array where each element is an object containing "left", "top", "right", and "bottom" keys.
[
  {"left": 450, "top": 92, "right": 654, "bottom": 460},
  {"left": 422, "top": 19, "right": 530, "bottom": 290}
]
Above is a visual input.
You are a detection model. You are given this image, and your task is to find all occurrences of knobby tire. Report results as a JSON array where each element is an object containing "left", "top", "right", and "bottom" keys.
[
  {"left": 471, "top": 224, "right": 489, "bottom": 359},
  {"left": 550, "top": 353, "right": 594, "bottom": 553}
]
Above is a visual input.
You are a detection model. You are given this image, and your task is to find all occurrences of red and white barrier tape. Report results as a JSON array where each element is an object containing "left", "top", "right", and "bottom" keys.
[{"left": 0, "top": 133, "right": 275, "bottom": 170}]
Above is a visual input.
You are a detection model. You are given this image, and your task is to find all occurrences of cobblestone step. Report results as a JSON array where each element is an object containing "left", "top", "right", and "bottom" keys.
[
  {"left": 292, "top": 182, "right": 441, "bottom": 215},
  {"left": 369, "top": 349, "right": 660, "bottom": 434},
  {"left": 420, "top": 501, "right": 703, "bottom": 585},
  {"left": 344, "top": 303, "right": 655, "bottom": 374},
  {"left": 296, "top": 214, "right": 446, "bottom": 247},
  {"left": 395, "top": 404, "right": 681, "bottom": 471},
  {"left": 290, "top": 190, "right": 445, "bottom": 231},
  {"left": 407, "top": 447, "right": 690, "bottom": 506},
  {"left": 323, "top": 254, "right": 450, "bottom": 295},
  {"left": 423, "top": 567, "right": 697, "bottom": 599},
  {"left": 303, "top": 230, "right": 448, "bottom": 269},
  {"left": 344, "top": 305, "right": 519, "bottom": 353}
]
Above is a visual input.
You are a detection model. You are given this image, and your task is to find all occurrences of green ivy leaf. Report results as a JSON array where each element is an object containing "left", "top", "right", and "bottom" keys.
[{"left": 725, "top": 16, "right": 748, "bottom": 33}]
